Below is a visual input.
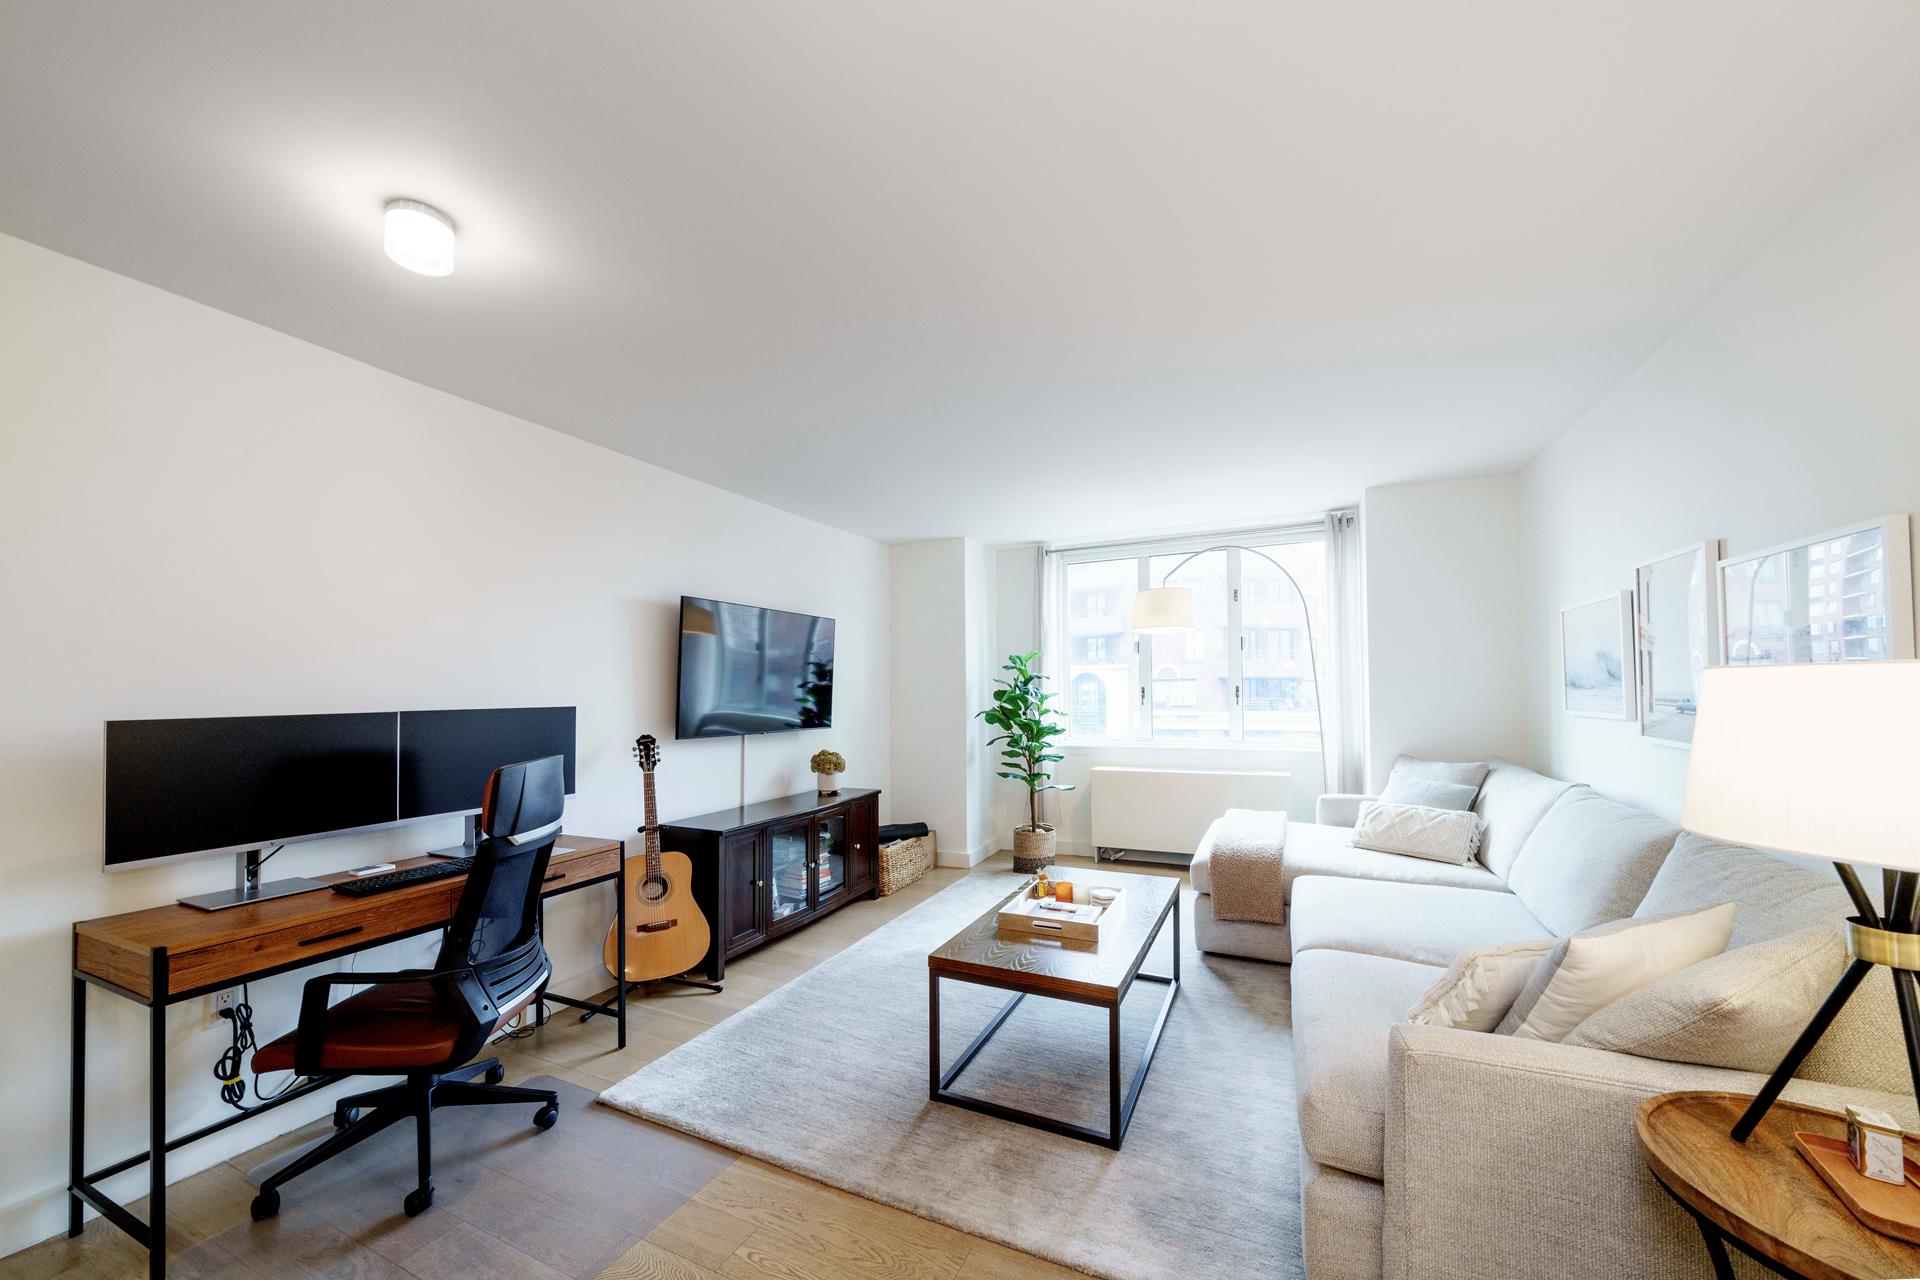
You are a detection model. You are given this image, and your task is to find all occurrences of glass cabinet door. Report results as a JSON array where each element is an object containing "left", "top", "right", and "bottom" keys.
[
  {"left": 817, "top": 812, "right": 848, "bottom": 901},
  {"left": 769, "top": 820, "right": 811, "bottom": 923}
]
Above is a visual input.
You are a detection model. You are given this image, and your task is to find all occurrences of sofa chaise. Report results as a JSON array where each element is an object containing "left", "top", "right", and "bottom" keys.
[{"left": 1191, "top": 758, "right": 1915, "bottom": 1280}]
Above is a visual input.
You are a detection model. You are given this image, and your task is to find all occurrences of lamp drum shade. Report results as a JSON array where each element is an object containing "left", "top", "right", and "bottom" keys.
[
  {"left": 1683, "top": 661, "right": 1920, "bottom": 872},
  {"left": 1131, "top": 586, "right": 1196, "bottom": 634}
]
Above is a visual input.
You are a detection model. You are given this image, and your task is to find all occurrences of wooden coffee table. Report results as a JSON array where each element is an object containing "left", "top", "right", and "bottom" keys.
[
  {"left": 1638, "top": 1091, "right": 1920, "bottom": 1279},
  {"left": 926, "top": 866, "right": 1180, "bottom": 1151}
]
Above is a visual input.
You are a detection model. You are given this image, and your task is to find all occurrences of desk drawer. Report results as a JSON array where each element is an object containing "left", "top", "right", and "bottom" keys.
[
  {"left": 167, "top": 887, "right": 458, "bottom": 996},
  {"left": 542, "top": 846, "right": 619, "bottom": 893}
]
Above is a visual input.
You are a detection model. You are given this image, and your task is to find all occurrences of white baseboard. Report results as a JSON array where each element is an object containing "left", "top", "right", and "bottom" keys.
[{"left": 935, "top": 842, "right": 995, "bottom": 868}]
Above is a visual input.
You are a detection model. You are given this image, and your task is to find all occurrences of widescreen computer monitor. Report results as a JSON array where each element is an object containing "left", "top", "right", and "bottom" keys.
[
  {"left": 399, "top": 706, "right": 577, "bottom": 820},
  {"left": 104, "top": 712, "right": 399, "bottom": 870}
]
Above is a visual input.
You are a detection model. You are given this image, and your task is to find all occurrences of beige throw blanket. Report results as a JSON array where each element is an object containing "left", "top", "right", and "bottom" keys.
[{"left": 1207, "top": 808, "right": 1289, "bottom": 925}]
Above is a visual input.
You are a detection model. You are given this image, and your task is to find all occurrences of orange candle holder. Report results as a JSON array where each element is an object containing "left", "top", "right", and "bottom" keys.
[{"left": 1053, "top": 881, "right": 1074, "bottom": 904}]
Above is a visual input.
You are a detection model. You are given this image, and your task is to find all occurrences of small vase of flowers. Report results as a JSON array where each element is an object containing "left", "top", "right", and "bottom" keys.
[{"left": 810, "top": 749, "right": 846, "bottom": 795}]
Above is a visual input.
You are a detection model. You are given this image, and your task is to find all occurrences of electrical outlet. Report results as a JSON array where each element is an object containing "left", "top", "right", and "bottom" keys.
[{"left": 208, "top": 989, "right": 237, "bottom": 1027}]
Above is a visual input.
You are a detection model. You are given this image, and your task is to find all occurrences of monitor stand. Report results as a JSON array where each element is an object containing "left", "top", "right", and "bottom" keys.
[
  {"left": 426, "top": 813, "right": 482, "bottom": 860},
  {"left": 179, "top": 848, "right": 327, "bottom": 912}
]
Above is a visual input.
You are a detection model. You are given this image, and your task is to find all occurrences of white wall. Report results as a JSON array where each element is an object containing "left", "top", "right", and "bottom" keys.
[
  {"left": 1522, "top": 127, "right": 1920, "bottom": 819},
  {"left": 962, "top": 539, "right": 996, "bottom": 857},
  {"left": 0, "top": 232, "right": 891, "bottom": 1256},
  {"left": 1361, "top": 473, "right": 1528, "bottom": 788},
  {"left": 888, "top": 539, "right": 968, "bottom": 860}
]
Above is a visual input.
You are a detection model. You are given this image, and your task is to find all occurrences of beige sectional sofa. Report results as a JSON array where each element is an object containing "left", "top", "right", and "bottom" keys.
[{"left": 1190, "top": 759, "right": 1916, "bottom": 1280}]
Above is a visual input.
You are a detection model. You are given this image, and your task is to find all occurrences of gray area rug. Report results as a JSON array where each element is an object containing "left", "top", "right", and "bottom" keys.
[{"left": 599, "top": 871, "right": 1302, "bottom": 1280}]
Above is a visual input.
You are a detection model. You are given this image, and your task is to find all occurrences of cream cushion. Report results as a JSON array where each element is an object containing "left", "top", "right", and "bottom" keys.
[
  {"left": 1190, "top": 820, "right": 1507, "bottom": 898},
  {"left": 1563, "top": 925, "right": 1844, "bottom": 1071},
  {"left": 1385, "top": 755, "right": 1489, "bottom": 793},
  {"left": 1503, "top": 786, "right": 1681, "bottom": 936},
  {"left": 1289, "top": 876, "right": 1551, "bottom": 967},
  {"left": 1352, "top": 801, "right": 1484, "bottom": 865},
  {"left": 1472, "top": 759, "right": 1576, "bottom": 879},
  {"left": 1406, "top": 938, "right": 1561, "bottom": 1031},
  {"left": 1292, "top": 948, "right": 1443, "bottom": 1180},
  {"left": 1379, "top": 775, "right": 1479, "bottom": 812},
  {"left": 1637, "top": 832, "right": 1905, "bottom": 1094},
  {"left": 1496, "top": 903, "right": 1736, "bottom": 1042}
]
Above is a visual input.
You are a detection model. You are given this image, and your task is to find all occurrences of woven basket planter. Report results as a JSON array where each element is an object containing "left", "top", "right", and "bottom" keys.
[{"left": 877, "top": 833, "right": 935, "bottom": 896}]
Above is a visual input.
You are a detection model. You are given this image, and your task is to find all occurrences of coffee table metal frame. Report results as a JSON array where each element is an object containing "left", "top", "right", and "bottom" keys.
[{"left": 927, "top": 890, "right": 1179, "bottom": 1151}]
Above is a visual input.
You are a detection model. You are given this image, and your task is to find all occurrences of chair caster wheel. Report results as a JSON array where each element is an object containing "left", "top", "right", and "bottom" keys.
[
  {"left": 484, "top": 1062, "right": 506, "bottom": 1085},
  {"left": 332, "top": 1105, "right": 358, "bottom": 1129},
  {"left": 533, "top": 1103, "right": 559, "bottom": 1131},
  {"left": 404, "top": 1186, "right": 434, "bottom": 1217},
  {"left": 249, "top": 1189, "right": 280, "bottom": 1221}
]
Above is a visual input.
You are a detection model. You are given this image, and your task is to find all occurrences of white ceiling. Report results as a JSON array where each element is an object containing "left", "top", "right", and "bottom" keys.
[{"left": 5, "top": 4, "right": 1919, "bottom": 545}]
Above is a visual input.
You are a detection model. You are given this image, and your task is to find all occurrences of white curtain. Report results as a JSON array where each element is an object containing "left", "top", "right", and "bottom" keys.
[
  {"left": 1322, "top": 508, "right": 1368, "bottom": 794},
  {"left": 1035, "top": 543, "right": 1058, "bottom": 677},
  {"left": 1034, "top": 544, "right": 1063, "bottom": 825}
]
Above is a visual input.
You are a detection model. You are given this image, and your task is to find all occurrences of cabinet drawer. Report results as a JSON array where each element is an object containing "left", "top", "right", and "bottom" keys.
[
  {"left": 541, "top": 846, "right": 620, "bottom": 893},
  {"left": 167, "top": 887, "right": 458, "bottom": 995}
]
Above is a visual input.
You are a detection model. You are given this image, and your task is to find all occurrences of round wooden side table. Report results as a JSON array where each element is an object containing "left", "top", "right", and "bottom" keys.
[{"left": 1637, "top": 1091, "right": 1920, "bottom": 1280}]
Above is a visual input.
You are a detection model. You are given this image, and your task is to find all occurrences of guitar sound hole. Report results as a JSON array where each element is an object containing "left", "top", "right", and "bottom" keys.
[{"left": 638, "top": 875, "right": 670, "bottom": 904}]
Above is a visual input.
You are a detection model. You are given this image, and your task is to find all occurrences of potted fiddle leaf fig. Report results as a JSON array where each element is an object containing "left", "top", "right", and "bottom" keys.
[
  {"left": 810, "top": 748, "right": 846, "bottom": 795},
  {"left": 978, "top": 651, "right": 1074, "bottom": 873}
]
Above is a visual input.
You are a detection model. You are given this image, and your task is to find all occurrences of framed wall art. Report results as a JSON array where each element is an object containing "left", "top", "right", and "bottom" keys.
[
  {"left": 1562, "top": 591, "right": 1635, "bottom": 720},
  {"left": 1718, "top": 515, "right": 1914, "bottom": 667},
  {"left": 1635, "top": 540, "right": 1722, "bottom": 748}
]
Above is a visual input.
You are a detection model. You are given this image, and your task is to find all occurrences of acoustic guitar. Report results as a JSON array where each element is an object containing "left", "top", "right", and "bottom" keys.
[{"left": 601, "top": 734, "right": 711, "bottom": 984}]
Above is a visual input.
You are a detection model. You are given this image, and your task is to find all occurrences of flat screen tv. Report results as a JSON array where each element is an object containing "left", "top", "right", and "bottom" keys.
[{"left": 676, "top": 596, "right": 834, "bottom": 739}]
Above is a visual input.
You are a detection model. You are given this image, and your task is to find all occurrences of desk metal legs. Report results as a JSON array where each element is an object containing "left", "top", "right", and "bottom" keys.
[
  {"left": 534, "top": 879, "right": 634, "bottom": 1048},
  {"left": 147, "top": 952, "right": 167, "bottom": 1280},
  {"left": 69, "top": 954, "right": 169, "bottom": 1277},
  {"left": 70, "top": 950, "right": 336, "bottom": 1280}
]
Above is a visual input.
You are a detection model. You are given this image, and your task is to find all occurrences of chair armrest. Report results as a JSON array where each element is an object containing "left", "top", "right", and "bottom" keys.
[
  {"left": 1314, "top": 793, "right": 1375, "bottom": 827},
  {"left": 292, "top": 967, "right": 464, "bottom": 1075},
  {"left": 1384, "top": 1023, "right": 1920, "bottom": 1280}
]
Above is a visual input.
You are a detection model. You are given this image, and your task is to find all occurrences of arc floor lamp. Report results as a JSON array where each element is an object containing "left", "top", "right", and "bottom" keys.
[{"left": 1130, "top": 544, "right": 1330, "bottom": 790}]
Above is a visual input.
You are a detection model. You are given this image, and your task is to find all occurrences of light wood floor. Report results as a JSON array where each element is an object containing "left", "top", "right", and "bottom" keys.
[{"left": 5, "top": 855, "right": 1187, "bottom": 1280}]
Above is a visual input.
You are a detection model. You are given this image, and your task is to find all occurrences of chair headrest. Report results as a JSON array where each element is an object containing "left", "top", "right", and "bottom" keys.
[{"left": 480, "top": 755, "right": 565, "bottom": 843}]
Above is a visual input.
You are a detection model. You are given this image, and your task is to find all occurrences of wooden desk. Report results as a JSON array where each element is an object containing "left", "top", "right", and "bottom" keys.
[{"left": 69, "top": 834, "right": 627, "bottom": 1280}]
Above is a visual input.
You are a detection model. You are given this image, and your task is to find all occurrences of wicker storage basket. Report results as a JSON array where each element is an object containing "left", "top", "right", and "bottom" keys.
[{"left": 877, "top": 832, "right": 935, "bottom": 896}]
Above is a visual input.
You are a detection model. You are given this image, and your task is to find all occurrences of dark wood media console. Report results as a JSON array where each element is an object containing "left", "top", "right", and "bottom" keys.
[{"left": 663, "top": 787, "right": 880, "bottom": 982}]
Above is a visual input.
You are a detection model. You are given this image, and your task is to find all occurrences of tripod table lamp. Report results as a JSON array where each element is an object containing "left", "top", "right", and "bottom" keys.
[{"left": 1681, "top": 660, "right": 1920, "bottom": 1142}]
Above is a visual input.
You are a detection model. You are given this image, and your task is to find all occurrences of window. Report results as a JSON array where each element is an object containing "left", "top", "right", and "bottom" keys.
[
  {"left": 1053, "top": 528, "right": 1327, "bottom": 748},
  {"left": 1078, "top": 635, "right": 1112, "bottom": 662},
  {"left": 1071, "top": 673, "right": 1108, "bottom": 736}
]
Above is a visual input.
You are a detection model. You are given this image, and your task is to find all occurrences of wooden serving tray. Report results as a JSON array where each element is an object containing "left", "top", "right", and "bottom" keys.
[
  {"left": 1796, "top": 1132, "right": 1920, "bottom": 1244},
  {"left": 996, "top": 878, "right": 1119, "bottom": 942}
]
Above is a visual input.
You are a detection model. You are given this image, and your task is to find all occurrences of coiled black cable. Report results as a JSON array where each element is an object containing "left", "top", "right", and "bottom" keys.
[{"left": 213, "top": 985, "right": 301, "bottom": 1111}]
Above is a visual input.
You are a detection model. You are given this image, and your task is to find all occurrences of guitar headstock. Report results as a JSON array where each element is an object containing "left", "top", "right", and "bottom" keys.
[{"left": 632, "top": 734, "right": 660, "bottom": 773}]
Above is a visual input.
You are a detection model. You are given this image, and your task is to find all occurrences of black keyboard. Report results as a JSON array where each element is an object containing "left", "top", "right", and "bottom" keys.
[{"left": 331, "top": 859, "right": 471, "bottom": 897}]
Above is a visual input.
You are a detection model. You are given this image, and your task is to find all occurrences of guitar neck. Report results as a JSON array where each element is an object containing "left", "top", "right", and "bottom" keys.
[{"left": 642, "top": 771, "right": 661, "bottom": 873}]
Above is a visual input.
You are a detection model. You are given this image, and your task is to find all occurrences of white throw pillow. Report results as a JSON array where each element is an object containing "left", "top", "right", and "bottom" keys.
[
  {"left": 1406, "top": 938, "right": 1560, "bottom": 1032},
  {"left": 1352, "top": 801, "right": 1484, "bottom": 865},
  {"left": 1379, "top": 775, "right": 1480, "bottom": 812},
  {"left": 1496, "top": 903, "right": 1736, "bottom": 1042}
]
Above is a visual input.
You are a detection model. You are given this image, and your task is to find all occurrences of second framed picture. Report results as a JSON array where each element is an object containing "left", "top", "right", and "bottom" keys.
[{"left": 1635, "top": 539, "right": 1723, "bottom": 748}]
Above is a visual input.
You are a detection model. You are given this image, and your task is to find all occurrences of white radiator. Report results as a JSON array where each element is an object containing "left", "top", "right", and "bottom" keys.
[{"left": 1090, "top": 766, "right": 1290, "bottom": 862}]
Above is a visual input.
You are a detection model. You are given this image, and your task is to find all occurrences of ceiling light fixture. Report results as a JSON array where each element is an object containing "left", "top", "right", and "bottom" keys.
[{"left": 383, "top": 198, "right": 456, "bottom": 276}]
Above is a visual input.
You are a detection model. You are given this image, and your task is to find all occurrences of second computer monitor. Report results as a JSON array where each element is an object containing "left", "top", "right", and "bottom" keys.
[{"left": 398, "top": 707, "right": 577, "bottom": 819}]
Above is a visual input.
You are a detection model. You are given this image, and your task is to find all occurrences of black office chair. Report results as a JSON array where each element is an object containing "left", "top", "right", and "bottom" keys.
[{"left": 248, "top": 755, "right": 567, "bottom": 1220}]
